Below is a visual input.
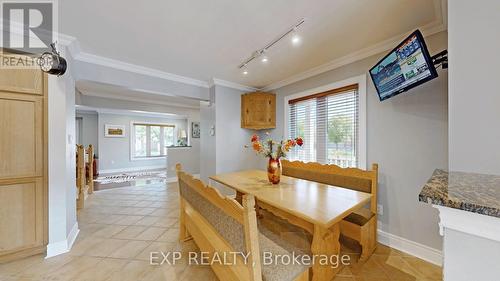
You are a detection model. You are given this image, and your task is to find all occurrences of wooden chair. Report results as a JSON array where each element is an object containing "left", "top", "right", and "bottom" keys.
[
  {"left": 281, "top": 160, "right": 379, "bottom": 261},
  {"left": 76, "top": 145, "right": 86, "bottom": 209},
  {"left": 86, "top": 145, "right": 94, "bottom": 194},
  {"left": 176, "top": 164, "right": 310, "bottom": 281}
]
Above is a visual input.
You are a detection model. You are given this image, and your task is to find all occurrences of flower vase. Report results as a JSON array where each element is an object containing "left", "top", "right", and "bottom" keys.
[{"left": 267, "top": 158, "right": 281, "bottom": 184}]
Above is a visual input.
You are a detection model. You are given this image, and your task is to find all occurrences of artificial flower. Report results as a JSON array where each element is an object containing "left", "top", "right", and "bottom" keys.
[
  {"left": 252, "top": 141, "right": 263, "bottom": 152},
  {"left": 295, "top": 137, "right": 303, "bottom": 146},
  {"left": 251, "top": 134, "right": 259, "bottom": 143}
]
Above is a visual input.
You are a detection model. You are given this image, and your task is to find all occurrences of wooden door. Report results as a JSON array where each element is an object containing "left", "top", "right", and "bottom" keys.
[{"left": 0, "top": 52, "right": 48, "bottom": 263}]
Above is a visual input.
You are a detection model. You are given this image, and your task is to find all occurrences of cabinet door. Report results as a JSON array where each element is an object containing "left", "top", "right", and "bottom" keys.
[
  {"left": 0, "top": 93, "right": 43, "bottom": 179},
  {"left": 0, "top": 64, "right": 47, "bottom": 262},
  {"left": 242, "top": 93, "right": 276, "bottom": 129},
  {"left": 0, "top": 54, "right": 43, "bottom": 95},
  {"left": 0, "top": 178, "right": 44, "bottom": 255}
]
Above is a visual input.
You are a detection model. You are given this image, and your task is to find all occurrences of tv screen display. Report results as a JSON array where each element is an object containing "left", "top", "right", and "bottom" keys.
[{"left": 370, "top": 30, "right": 438, "bottom": 101}]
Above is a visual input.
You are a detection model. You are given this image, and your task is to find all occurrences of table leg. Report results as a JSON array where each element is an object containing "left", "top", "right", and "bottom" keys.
[{"left": 311, "top": 223, "right": 341, "bottom": 281}]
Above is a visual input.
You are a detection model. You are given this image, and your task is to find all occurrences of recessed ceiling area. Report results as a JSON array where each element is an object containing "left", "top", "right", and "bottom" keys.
[
  {"left": 76, "top": 80, "right": 202, "bottom": 108},
  {"left": 60, "top": 0, "right": 443, "bottom": 88}
]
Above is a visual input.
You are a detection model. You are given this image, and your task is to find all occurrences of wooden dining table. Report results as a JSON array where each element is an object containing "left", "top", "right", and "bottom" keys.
[{"left": 209, "top": 169, "right": 372, "bottom": 281}]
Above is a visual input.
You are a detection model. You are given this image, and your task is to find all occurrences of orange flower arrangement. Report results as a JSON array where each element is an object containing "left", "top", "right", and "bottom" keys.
[
  {"left": 248, "top": 133, "right": 303, "bottom": 160},
  {"left": 247, "top": 133, "right": 303, "bottom": 184}
]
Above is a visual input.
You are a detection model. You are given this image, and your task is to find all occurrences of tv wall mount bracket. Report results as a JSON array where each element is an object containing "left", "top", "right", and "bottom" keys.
[{"left": 431, "top": 50, "right": 448, "bottom": 69}]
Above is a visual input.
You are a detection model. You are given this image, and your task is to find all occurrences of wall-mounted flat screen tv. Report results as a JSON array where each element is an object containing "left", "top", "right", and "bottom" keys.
[{"left": 369, "top": 30, "right": 438, "bottom": 101}]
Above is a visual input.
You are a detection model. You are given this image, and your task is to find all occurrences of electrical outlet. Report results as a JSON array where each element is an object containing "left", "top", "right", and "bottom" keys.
[{"left": 377, "top": 204, "right": 383, "bottom": 216}]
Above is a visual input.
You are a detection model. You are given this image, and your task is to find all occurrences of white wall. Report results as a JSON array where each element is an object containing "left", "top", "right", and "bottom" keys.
[
  {"left": 200, "top": 91, "right": 216, "bottom": 181},
  {"left": 271, "top": 31, "right": 448, "bottom": 251},
  {"left": 47, "top": 50, "right": 78, "bottom": 257},
  {"left": 199, "top": 85, "right": 264, "bottom": 185},
  {"left": 214, "top": 85, "right": 262, "bottom": 174},
  {"left": 98, "top": 113, "right": 188, "bottom": 173},
  {"left": 448, "top": 0, "right": 500, "bottom": 175},
  {"left": 76, "top": 111, "right": 98, "bottom": 155},
  {"left": 166, "top": 146, "right": 200, "bottom": 177}
]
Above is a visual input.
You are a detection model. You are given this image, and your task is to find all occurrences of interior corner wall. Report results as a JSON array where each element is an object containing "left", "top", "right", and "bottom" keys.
[
  {"left": 214, "top": 85, "right": 263, "bottom": 174},
  {"left": 199, "top": 86, "right": 216, "bottom": 181},
  {"left": 448, "top": 0, "right": 500, "bottom": 175},
  {"left": 199, "top": 85, "right": 264, "bottom": 182},
  {"left": 271, "top": 31, "right": 448, "bottom": 251}
]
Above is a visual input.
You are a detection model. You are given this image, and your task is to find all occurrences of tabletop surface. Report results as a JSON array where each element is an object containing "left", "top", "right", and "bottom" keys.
[{"left": 210, "top": 170, "right": 372, "bottom": 228}]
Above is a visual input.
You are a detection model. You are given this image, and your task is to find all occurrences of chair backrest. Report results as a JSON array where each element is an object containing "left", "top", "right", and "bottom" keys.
[
  {"left": 176, "top": 164, "right": 262, "bottom": 281},
  {"left": 282, "top": 160, "right": 378, "bottom": 213}
]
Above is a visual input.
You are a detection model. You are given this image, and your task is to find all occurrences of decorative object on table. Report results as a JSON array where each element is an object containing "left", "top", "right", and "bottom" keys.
[
  {"left": 192, "top": 122, "right": 200, "bottom": 138},
  {"left": 177, "top": 129, "right": 187, "bottom": 146},
  {"left": 247, "top": 133, "right": 303, "bottom": 184},
  {"left": 104, "top": 124, "right": 125, "bottom": 137}
]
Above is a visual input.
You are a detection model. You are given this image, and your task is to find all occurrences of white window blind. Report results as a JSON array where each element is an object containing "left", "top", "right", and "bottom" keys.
[{"left": 288, "top": 84, "right": 359, "bottom": 168}]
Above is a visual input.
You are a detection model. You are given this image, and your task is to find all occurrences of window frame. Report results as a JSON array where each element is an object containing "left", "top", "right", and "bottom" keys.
[
  {"left": 130, "top": 121, "right": 176, "bottom": 161},
  {"left": 283, "top": 74, "right": 367, "bottom": 169}
]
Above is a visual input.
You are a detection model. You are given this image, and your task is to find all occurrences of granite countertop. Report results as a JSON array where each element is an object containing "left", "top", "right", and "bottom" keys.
[{"left": 419, "top": 169, "right": 500, "bottom": 218}]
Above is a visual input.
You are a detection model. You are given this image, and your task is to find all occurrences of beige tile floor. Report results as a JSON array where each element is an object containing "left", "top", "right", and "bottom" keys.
[{"left": 0, "top": 181, "right": 442, "bottom": 281}]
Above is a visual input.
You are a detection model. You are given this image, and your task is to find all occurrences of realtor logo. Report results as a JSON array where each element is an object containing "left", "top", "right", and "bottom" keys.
[{"left": 1, "top": 1, "right": 55, "bottom": 53}]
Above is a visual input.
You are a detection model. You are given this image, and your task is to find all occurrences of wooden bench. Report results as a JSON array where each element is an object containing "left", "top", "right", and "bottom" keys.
[
  {"left": 176, "top": 164, "right": 310, "bottom": 281},
  {"left": 76, "top": 144, "right": 86, "bottom": 209},
  {"left": 282, "top": 160, "right": 378, "bottom": 261},
  {"left": 76, "top": 144, "right": 95, "bottom": 209}
]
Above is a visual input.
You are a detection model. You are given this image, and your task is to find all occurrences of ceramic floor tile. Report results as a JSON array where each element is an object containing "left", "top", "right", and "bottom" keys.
[
  {"left": 113, "top": 215, "right": 144, "bottom": 225},
  {"left": 72, "top": 258, "right": 128, "bottom": 281},
  {"left": 43, "top": 256, "right": 103, "bottom": 280},
  {"left": 135, "top": 242, "right": 179, "bottom": 261},
  {"left": 135, "top": 227, "right": 167, "bottom": 241},
  {"left": 112, "top": 225, "right": 148, "bottom": 240},
  {"left": 134, "top": 216, "right": 161, "bottom": 226},
  {"left": 104, "top": 260, "right": 154, "bottom": 281},
  {"left": 402, "top": 256, "right": 443, "bottom": 280},
  {"left": 82, "top": 238, "right": 129, "bottom": 257},
  {"left": 92, "top": 225, "right": 128, "bottom": 238},
  {"left": 108, "top": 240, "right": 151, "bottom": 259},
  {"left": 154, "top": 217, "right": 178, "bottom": 228},
  {"left": 156, "top": 228, "right": 179, "bottom": 242}
]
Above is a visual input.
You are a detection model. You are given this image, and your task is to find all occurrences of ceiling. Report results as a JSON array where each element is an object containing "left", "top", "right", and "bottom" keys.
[
  {"left": 60, "top": 0, "right": 443, "bottom": 89},
  {"left": 76, "top": 80, "right": 202, "bottom": 108}
]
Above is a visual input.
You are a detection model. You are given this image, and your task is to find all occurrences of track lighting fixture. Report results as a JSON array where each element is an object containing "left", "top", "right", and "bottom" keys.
[
  {"left": 37, "top": 43, "right": 67, "bottom": 76},
  {"left": 238, "top": 18, "right": 305, "bottom": 74}
]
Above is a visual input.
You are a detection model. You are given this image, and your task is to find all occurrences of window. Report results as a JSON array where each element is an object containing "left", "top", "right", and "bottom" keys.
[
  {"left": 287, "top": 83, "right": 362, "bottom": 168},
  {"left": 131, "top": 123, "right": 175, "bottom": 159}
]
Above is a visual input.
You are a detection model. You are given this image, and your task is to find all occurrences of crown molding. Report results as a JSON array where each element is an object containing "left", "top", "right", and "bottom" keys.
[
  {"left": 210, "top": 78, "right": 258, "bottom": 92},
  {"left": 262, "top": 0, "right": 448, "bottom": 91}
]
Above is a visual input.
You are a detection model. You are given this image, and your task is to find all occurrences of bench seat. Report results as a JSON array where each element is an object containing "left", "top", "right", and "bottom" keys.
[{"left": 259, "top": 227, "right": 310, "bottom": 281}]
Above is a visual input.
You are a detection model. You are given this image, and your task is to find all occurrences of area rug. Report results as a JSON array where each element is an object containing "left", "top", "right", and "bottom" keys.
[{"left": 95, "top": 170, "right": 168, "bottom": 185}]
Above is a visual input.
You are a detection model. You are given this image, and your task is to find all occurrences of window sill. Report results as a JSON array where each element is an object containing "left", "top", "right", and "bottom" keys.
[{"left": 131, "top": 156, "right": 166, "bottom": 161}]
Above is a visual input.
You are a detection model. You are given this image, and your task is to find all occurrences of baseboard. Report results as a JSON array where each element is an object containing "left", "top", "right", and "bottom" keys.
[
  {"left": 46, "top": 222, "right": 80, "bottom": 259},
  {"left": 99, "top": 165, "right": 166, "bottom": 175},
  {"left": 67, "top": 222, "right": 80, "bottom": 250},
  {"left": 166, "top": 173, "right": 199, "bottom": 183},
  {"left": 377, "top": 228, "right": 442, "bottom": 266}
]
